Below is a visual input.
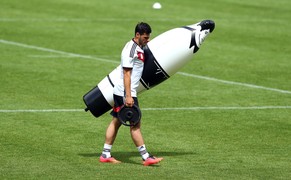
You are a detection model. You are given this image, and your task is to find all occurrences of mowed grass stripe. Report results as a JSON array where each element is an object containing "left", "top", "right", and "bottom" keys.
[
  {"left": 0, "top": 17, "right": 285, "bottom": 23},
  {"left": 1, "top": 39, "right": 290, "bottom": 95}
]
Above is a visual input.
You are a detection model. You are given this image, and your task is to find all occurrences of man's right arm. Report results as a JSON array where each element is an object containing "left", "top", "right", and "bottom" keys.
[{"left": 123, "top": 67, "right": 134, "bottom": 107}]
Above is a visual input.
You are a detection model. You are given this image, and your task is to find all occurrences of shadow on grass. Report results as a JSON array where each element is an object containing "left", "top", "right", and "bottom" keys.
[{"left": 79, "top": 151, "right": 194, "bottom": 165}]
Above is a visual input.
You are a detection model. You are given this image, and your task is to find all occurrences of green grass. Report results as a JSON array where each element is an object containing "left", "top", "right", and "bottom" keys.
[{"left": 1, "top": 0, "right": 291, "bottom": 179}]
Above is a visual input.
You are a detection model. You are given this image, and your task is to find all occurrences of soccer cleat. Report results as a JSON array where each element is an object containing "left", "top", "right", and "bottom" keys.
[
  {"left": 99, "top": 156, "right": 121, "bottom": 164},
  {"left": 143, "top": 155, "right": 163, "bottom": 166}
]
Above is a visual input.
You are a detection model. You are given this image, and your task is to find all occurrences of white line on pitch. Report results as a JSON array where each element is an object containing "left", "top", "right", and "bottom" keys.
[
  {"left": 0, "top": 109, "right": 83, "bottom": 113},
  {"left": 0, "top": 39, "right": 119, "bottom": 64},
  {"left": 142, "top": 106, "right": 291, "bottom": 111},
  {"left": 0, "top": 106, "right": 291, "bottom": 113},
  {"left": 28, "top": 54, "right": 121, "bottom": 59},
  {"left": 1, "top": 39, "right": 290, "bottom": 95},
  {"left": 28, "top": 55, "right": 80, "bottom": 58},
  {"left": 178, "top": 72, "right": 291, "bottom": 94}
]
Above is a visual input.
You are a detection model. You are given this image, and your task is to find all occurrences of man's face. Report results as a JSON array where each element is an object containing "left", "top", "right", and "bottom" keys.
[{"left": 137, "top": 33, "right": 150, "bottom": 47}]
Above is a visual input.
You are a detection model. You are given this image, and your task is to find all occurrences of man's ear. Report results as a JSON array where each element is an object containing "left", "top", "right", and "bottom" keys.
[{"left": 135, "top": 32, "right": 140, "bottom": 37}]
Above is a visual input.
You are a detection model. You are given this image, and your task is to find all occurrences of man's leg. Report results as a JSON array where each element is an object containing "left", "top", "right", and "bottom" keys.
[
  {"left": 100, "top": 117, "right": 122, "bottom": 163},
  {"left": 131, "top": 122, "right": 163, "bottom": 166},
  {"left": 130, "top": 122, "right": 144, "bottom": 147},
  {"left": 105, "top": 117, "right": 122, "bottom": 145}
]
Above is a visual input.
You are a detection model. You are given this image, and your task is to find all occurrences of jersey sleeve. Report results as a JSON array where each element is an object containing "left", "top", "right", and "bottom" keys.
[
  {"left": 121, "top": 55, "right": 134, "bottom": 68},
  {"left": 120, "top": 40, "right": 144, "bottom": 68}
]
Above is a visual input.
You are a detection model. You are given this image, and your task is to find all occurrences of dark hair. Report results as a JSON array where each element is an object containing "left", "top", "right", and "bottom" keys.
[{"left": 135, "top": 22, "right": 152, "bottom": 35}]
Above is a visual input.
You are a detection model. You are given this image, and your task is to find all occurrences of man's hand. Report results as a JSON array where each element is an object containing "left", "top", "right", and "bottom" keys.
[{"left": 125, "top": 96, "right": 134, "bottom": 107}]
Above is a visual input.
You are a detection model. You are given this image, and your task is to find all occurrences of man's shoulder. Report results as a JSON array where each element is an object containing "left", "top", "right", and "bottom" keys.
[
  {"left": 124, "top": 39, "right": 137, "bottom": 48},
  {"left": 122, "top": 40, "right": 143, "bottom": 56}
]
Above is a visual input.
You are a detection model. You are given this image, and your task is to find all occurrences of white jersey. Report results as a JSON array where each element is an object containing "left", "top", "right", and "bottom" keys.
[{"left": 113, "top": 39, "right": 145, "bottom": 97}]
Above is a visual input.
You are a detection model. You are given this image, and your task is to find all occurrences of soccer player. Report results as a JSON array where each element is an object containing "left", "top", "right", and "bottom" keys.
[{"left": 99, "top": 22, "right": 163, "bottom": 166}]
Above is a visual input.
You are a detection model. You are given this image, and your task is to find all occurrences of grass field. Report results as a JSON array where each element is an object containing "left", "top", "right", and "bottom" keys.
[{"left": 1, "top": 0, "right": 291, "bottom": 179}]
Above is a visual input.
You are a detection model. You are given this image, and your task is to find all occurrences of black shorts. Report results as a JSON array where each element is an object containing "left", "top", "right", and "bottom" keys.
[{"left": 110, "top": 94, "right": 139, "bottom": 118}]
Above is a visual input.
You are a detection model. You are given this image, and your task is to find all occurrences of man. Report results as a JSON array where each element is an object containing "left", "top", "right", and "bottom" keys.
[{"left": 99, "top": 22, "right": 163, "bottom": 166}]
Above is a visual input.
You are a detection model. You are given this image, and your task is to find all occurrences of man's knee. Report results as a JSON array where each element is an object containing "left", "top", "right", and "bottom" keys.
[{"left": 130, "top": 122, "right": 141, "bottom": 131}]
